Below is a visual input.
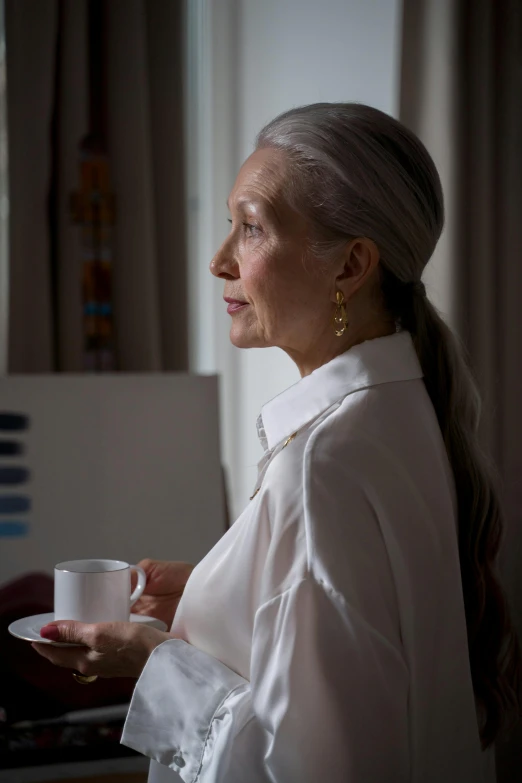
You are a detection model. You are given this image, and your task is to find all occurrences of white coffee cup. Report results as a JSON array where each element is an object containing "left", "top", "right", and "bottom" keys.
[{"left": 54, "top": 559, "right": 147, "bottom": 623}]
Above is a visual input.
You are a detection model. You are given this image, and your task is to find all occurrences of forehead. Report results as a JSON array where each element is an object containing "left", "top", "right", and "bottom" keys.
[{"left": 228, "top": 148, "right": 288, "bottom": 207}]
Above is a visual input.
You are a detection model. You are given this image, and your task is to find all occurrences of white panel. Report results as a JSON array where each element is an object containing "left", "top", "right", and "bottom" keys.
[{"left": 0, "top": 375, "right": 224, "bottom": 583}]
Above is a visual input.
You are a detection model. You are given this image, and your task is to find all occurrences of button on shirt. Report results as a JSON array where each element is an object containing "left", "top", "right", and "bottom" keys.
[{"left": 121, "top": 331, "right": 495, "bottom": 783}]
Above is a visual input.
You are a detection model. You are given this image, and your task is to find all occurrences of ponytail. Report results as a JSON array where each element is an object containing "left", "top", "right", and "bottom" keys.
[{"left": 382, "top": 266, "right": 522, "bottom": 749}]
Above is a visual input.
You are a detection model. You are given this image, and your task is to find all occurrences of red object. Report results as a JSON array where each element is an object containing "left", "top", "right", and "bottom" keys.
[{"left": 39, "top": 624, "right": 60, "bottom": 641}]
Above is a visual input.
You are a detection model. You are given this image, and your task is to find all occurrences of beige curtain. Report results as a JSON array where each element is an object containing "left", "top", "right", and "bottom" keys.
[
  {"left": 401, "top": 0, "right": 522, "bottom": 780},
  {"left": 6, "top": 0, "right": 187, "bottom": 372}
]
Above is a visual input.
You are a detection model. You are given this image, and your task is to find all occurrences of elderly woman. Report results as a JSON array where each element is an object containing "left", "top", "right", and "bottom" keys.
[{"left": 34, "top": 104, "right": 520, "bottom": 783}]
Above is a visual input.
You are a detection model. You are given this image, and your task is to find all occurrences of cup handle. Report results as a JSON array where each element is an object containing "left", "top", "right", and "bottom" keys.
[{"left": 129, "top": 565, "right": 147, "bottom": 606}]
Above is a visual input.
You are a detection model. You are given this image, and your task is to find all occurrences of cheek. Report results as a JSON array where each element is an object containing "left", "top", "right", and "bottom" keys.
[
  {"left": 241, "top": 249, "right": 281, "bottom": 314},
  {"left": 240, "top": 241, "right": 325, "bottom": 333}
]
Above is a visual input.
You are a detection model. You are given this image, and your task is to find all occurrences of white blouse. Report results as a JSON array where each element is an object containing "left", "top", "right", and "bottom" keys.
[{"left": 121, "top": 331, "right": 495, "bottom": 783}]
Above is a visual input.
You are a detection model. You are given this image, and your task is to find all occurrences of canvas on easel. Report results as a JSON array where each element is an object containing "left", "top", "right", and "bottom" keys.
[{"left": 0, "top": 374, "right": 225, "bottom": 584}]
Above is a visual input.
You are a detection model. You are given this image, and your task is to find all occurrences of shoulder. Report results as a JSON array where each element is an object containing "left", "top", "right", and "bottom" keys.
[
  {"left": 261, "top": 385, "right": 407, "bottom": 542},
  {"left": 303, "top": 376, "right": 441, "bottom": 498},
  {"left": 259, "top": 389, "right": 397, "bottom": 579},
  {"left": 301, "top": 385, "right": 407, "bottom": 497},
  {"left": 302, "top": 394, "right": 395, "bottom": 558}
]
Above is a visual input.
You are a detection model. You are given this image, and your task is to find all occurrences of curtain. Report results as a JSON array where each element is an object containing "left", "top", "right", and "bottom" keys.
[
  {"left": 400, "top": 1, "right": 522, "bottom": 780},
  {"left": 5, "top": 0, "right": 187, "bottom": 372},
  {"left": 0, "top": 1, "right": 7, "bottom": 375}
]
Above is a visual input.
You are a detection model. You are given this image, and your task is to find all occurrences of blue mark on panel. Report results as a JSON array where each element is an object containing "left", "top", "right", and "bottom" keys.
[
  {"left": 0, "top": 495, "right": 31, "bottom": 514},
  {"left": 0, "top": 467, "right": 30, "bottom": 485},
  {"left": 0, "top": 441, "right": 24, "bottom": 456},
  {"left": 0, "top": 412, "right": 31, "bottom": 537},
  {"left": 0, "top": 413, "right": 30, "bottom": 431},
  {"left": 0, "top": 520, "right": 29, "bottom": 537}
]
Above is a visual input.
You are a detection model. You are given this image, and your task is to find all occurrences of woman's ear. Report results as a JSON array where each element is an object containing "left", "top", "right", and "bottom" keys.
[{"left": 333, "top": 238, "right": 380, "bottom": 299}]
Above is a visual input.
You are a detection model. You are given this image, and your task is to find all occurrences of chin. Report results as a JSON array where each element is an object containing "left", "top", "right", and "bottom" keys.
[{"left": 229, "top": 325, "right": 267, "bottom": 349}]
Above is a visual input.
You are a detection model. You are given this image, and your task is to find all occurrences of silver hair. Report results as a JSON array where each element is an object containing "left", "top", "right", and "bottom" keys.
[
  {"left": 256, "top": 102, "right": 443, "bottom": 281},
  {"left": 256, "top": 103, "right": 521, "bottom": 750}
]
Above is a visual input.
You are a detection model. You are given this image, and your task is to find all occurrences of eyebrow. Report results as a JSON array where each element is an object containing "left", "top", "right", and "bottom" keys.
[
  {"left": 226, "top": 196, "right": 262, "bottom": 210},
  {"left": 227, "top": 196, "right": 281, "bottom": 223}
]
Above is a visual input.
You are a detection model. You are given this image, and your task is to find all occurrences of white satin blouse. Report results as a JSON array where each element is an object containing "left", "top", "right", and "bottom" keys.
[{"left": 121, "top": 330, "right": 495, "bottom": 783}]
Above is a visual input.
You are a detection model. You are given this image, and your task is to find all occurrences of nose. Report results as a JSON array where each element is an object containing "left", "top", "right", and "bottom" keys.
[{"left": 209, "top": 240, "right": 239, "bottom": 280}]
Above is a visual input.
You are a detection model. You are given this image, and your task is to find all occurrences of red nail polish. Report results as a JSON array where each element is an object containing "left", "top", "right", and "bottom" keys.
[{"left": 40, "top": 624, "right": 60, "bottom": 641}]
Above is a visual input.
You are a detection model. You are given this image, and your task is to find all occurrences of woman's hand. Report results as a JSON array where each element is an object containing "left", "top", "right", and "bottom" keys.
[
  {"left": 131, "top": 559, "right": 195, "bottom": 628},
  {"left": 31, "top": 621, "right": 172, "bottom": 679}
]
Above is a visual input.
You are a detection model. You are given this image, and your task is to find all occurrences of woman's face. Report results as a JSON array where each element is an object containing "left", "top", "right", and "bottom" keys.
[{"left": 210, "top": 148, "right": 336, "bottom": 362}]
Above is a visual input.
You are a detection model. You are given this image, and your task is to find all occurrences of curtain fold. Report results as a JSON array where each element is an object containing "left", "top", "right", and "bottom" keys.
[
  {"left": 400, "top": 1, "right": 522, "bottom": 780},
  {"left": 5, "top": 0, "right": 187, "bottom": 373},
  {"left": 6, "top": 0, "right": 56, "bottom": 372}
]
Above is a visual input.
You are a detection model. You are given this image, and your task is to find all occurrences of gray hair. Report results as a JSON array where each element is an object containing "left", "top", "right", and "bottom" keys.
[
  {"left": 257, "top": 102, "right": 443, "bottom": 280},
  {"left": 256, "top": 103, "right": 521, "bottom": 750}
]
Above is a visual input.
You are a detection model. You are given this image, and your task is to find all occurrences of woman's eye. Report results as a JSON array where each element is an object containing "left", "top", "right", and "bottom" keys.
[
  {"left": 227, "top": 219, "right": 262, "bottom": 238},
  {"left": 243, "top": 223, "right": 261, "bottom": 238}
]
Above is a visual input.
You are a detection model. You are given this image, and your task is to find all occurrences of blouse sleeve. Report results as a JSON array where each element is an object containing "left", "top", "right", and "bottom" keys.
[{"left": 121, "top": 575, "right": 410, "bottom": 782}]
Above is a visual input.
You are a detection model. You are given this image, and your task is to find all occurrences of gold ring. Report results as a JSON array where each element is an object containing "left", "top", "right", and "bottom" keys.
[{"left": 72, "top": 671, "right": 98, "bottom": 684}]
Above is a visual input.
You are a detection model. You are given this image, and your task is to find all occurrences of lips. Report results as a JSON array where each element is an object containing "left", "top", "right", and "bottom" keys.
[{"left": 224, "top": 297, "right": 249, "bottom": 314}]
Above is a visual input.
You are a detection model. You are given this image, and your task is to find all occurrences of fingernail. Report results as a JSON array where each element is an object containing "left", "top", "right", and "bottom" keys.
[{"left": 40, "top": 624, "right": 60, "bottom": 641}]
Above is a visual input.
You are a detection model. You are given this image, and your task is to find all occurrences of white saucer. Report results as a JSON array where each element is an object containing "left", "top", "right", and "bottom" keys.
[{"left": 8, "top": 612, "right": 168, "bottom": 647}]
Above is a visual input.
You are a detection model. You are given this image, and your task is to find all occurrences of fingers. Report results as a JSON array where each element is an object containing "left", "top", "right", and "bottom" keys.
[
  {"left": 133, "top": 558, "right": 158, "bottom": 592},
  {"left": 137, "top": 558, "right": 156, "bottom": 572},
  {"left": 34, "top": 621, "right": 96, "bottom": 674},
  {"left": 31, "top": 642, "right": 96, "bottom": 675},
  {"left": 31, "top": 621, "right": 165, "bottom": 679},
  {"left": 133, "top": 558, "right": 153, "bottom": 589},
  {"left": 139, "top": 560, "right": 195, "bottom": 595},
  {"left": 39, "top": 621, "right": 93, "bottom": 646},
  {"left": 31, "top": 622, "right": 116, "bottom": 676}
]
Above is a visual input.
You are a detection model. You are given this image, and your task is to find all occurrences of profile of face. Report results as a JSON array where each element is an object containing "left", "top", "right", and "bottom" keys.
[{"left": 209, "top": 147, "right": 388, "bottom": 375}]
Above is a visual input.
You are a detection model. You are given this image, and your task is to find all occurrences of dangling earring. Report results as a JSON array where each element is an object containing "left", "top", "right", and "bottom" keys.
[{"left": 333, "top": 290, "right": 348, "bottom": 337}]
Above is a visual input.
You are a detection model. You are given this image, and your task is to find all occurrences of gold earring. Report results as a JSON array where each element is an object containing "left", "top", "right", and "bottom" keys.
[{"left": 333, "top": 290, "right": 348, "bottom": 337}]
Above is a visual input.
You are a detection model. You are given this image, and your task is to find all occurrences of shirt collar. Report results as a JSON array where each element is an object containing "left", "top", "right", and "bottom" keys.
[{"left": 257, "top": 330, "right": 423, "bottom": 451}]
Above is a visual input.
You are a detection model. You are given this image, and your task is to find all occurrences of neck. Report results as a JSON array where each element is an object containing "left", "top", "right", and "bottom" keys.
[{"left": 286, "top": 319, "right": 396, "bottom": 378}]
